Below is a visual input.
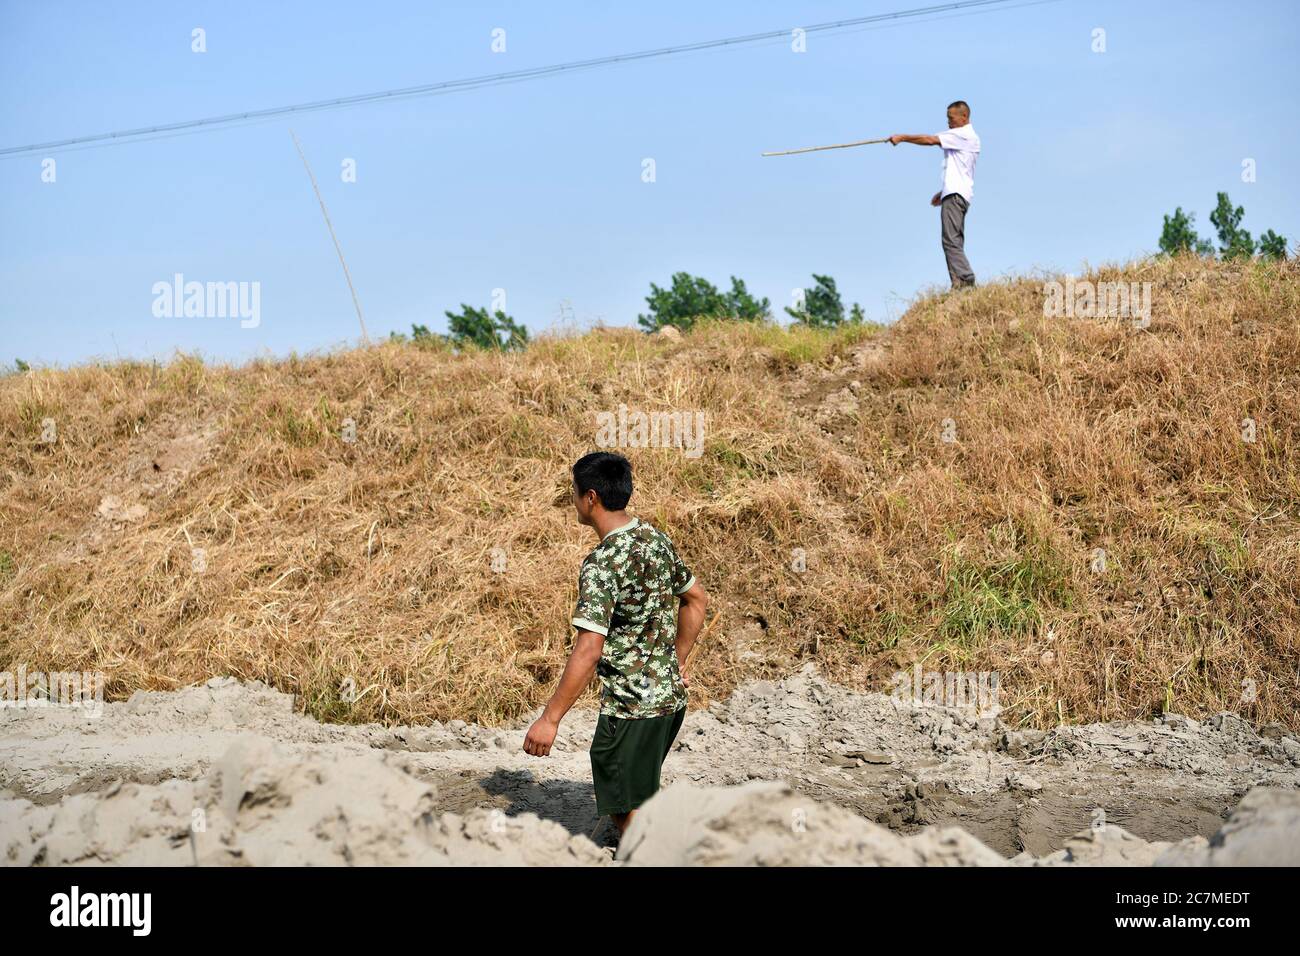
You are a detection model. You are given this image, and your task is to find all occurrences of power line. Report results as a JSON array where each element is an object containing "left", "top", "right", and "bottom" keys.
[{"left": 1, "top": 0, "right": 1032, "bottom": 157}]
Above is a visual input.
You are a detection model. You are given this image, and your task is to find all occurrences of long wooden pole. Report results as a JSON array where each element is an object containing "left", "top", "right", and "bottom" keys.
[
  {"left": 290, "top": 129, "right": 370, "bottom": 343},
  {"left": 762, "top": 136, "right": 890, "bottom": 157}
]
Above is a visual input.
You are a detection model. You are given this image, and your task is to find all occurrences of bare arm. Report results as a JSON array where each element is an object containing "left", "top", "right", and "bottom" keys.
[
  {"left": 889, "top": 134, "right": 942, "bottom": 146},
  {"left": 674, "top": 583, "right": 709, "bottom": 681},
  {"left": 523, "top": 629, "right": 604, "bottom": 756}
]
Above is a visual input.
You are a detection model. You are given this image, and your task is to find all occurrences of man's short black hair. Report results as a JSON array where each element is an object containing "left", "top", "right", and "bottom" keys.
[
  {"left": 572, "top": 452, "right": 633, "bottom": 511},
  {"left": 948, "top": 100, "right": 970, "bottom": 117}
]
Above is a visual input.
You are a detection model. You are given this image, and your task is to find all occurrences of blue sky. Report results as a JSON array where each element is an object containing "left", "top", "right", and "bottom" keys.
[{"left": 2, "top": 0, "right": 1297, "bottom": 366}]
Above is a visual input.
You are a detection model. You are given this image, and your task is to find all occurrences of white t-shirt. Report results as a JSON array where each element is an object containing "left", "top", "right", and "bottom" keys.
[{"left": 937, "top": 124, "right": 980, "bottom": 202}]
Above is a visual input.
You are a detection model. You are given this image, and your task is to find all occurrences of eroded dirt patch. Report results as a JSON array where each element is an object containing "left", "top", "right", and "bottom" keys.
[{"left": 63, "top": 414, "right": 220, "bottom": 559}]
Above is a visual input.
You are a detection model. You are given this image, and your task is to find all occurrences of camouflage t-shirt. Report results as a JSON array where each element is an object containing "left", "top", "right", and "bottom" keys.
[{"left": 571, "top": 517, "right": 694, "bottom": 718}]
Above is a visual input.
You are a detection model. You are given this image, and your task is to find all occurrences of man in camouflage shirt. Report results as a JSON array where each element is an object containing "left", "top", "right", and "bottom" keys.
[{"left": 524, "top": 452, "right": 708, "bottom": 835}]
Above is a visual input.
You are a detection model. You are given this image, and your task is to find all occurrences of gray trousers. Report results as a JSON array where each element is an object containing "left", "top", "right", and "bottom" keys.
[{"left": 940, "top": 193, "right": 975, "bottom": 287}]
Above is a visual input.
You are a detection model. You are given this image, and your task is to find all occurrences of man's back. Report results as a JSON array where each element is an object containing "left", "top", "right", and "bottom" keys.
[{"left": 571, "top": 517, "right": 693, "bottom": 718}]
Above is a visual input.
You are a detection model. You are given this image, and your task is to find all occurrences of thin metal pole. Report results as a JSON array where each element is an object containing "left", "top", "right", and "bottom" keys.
[
  {"left": 290, "top": 129, "right": 370, "bottom": 343},
  {"left": 762, "top": 136, "right": 891, "bottom": 157}
]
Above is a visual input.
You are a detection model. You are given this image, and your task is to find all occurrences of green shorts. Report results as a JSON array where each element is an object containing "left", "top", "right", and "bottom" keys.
[{"left": 589, "top": 707, "right": 686, "bottom": 816}]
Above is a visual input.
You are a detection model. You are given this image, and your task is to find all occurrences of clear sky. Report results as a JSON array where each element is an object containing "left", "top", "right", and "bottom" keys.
[{"left": 2, "top": 0, "right": 1297, "bottom": 367}]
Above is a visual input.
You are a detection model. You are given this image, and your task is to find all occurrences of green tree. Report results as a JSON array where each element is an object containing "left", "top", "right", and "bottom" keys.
[
  {"left": 724, "top": 277, "right": 771, "bottom": 321},
  {"left": 1258, "top": 229, "right": 1289, "bottom": 261},
  {"left": 1158, "top": 207, "right": 1214, "bottom": 256},
  {"left": 1209, "top": 192, "right": 1256, "bottom": 260},
  {"left": 637, "top": 273, "right": 770, "bottom": 331},
  {"left": 784, "top": 274, "right": 864, "bottom": 328},
  {"left": 1160, "top": 194, "right": 1287, "bottom": 260},
  {"left": 442, "top": 305, "right": 529, "bottom": 351},
  {"left": 388, "top": 323, "right": 444, "bottom": 349}
]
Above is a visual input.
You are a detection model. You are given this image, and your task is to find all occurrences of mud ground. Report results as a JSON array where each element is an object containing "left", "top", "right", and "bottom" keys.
[{"left": 2, "top": 666, "right": 1297, "bottom": 865}]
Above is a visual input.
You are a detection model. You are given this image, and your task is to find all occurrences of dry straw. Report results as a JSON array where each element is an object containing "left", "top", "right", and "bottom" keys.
[{"left": 2, "top": 255, "right": 1297, "bottom": 729}]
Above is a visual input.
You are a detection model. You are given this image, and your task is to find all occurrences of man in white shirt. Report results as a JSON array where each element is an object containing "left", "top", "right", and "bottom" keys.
[{"left": 890, "top": 101, "right": 981, "bottom": 288}]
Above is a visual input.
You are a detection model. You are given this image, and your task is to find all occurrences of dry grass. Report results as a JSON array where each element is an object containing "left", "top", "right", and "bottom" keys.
[{"left": 2, "top": 255, "right": 1297, "bottom": 729}]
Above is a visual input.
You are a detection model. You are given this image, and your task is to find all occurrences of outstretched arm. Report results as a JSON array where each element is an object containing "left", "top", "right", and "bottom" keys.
[
  {"left": 523, "top": 629, "right": 604, "bottom": 756},
  {"left": 889, "top": 134, "right": 942, "bottom": 146},
  {"left": 675, "top": 583, "right": 709, "bottom": 682}
]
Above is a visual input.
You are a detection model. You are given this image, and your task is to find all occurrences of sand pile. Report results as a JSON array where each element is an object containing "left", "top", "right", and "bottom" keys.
[
  {"left": 617, "top": 778, "right": 1300, "bottom": 867},
  {"left": 0, "top": 735, "right": 604, "bottom": 866},
  {"left": 616, "top": 781, "right": 1006, "bottom": 866},
  {"left": 2, "top": 671, "right": 1297, "bottom": 866},
  {"left": 688, "top": 665, "right": 1300, "bottom": 782},
  {"left": 667, "top": 666, "right": 1299, "bottom": 855},
  {"left": 1153, "top": 788, "right": 1300, "bottom": 867}
]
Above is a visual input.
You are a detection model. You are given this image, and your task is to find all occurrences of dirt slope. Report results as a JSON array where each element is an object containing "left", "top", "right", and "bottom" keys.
[{"left": 2, "top": 256, "right": 1298, "bottom": 731}]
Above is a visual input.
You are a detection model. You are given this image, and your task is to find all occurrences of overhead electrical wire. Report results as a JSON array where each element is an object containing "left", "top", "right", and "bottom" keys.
[{"left": 0, "top": 0, "right": 1054, "bottom": 157}]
